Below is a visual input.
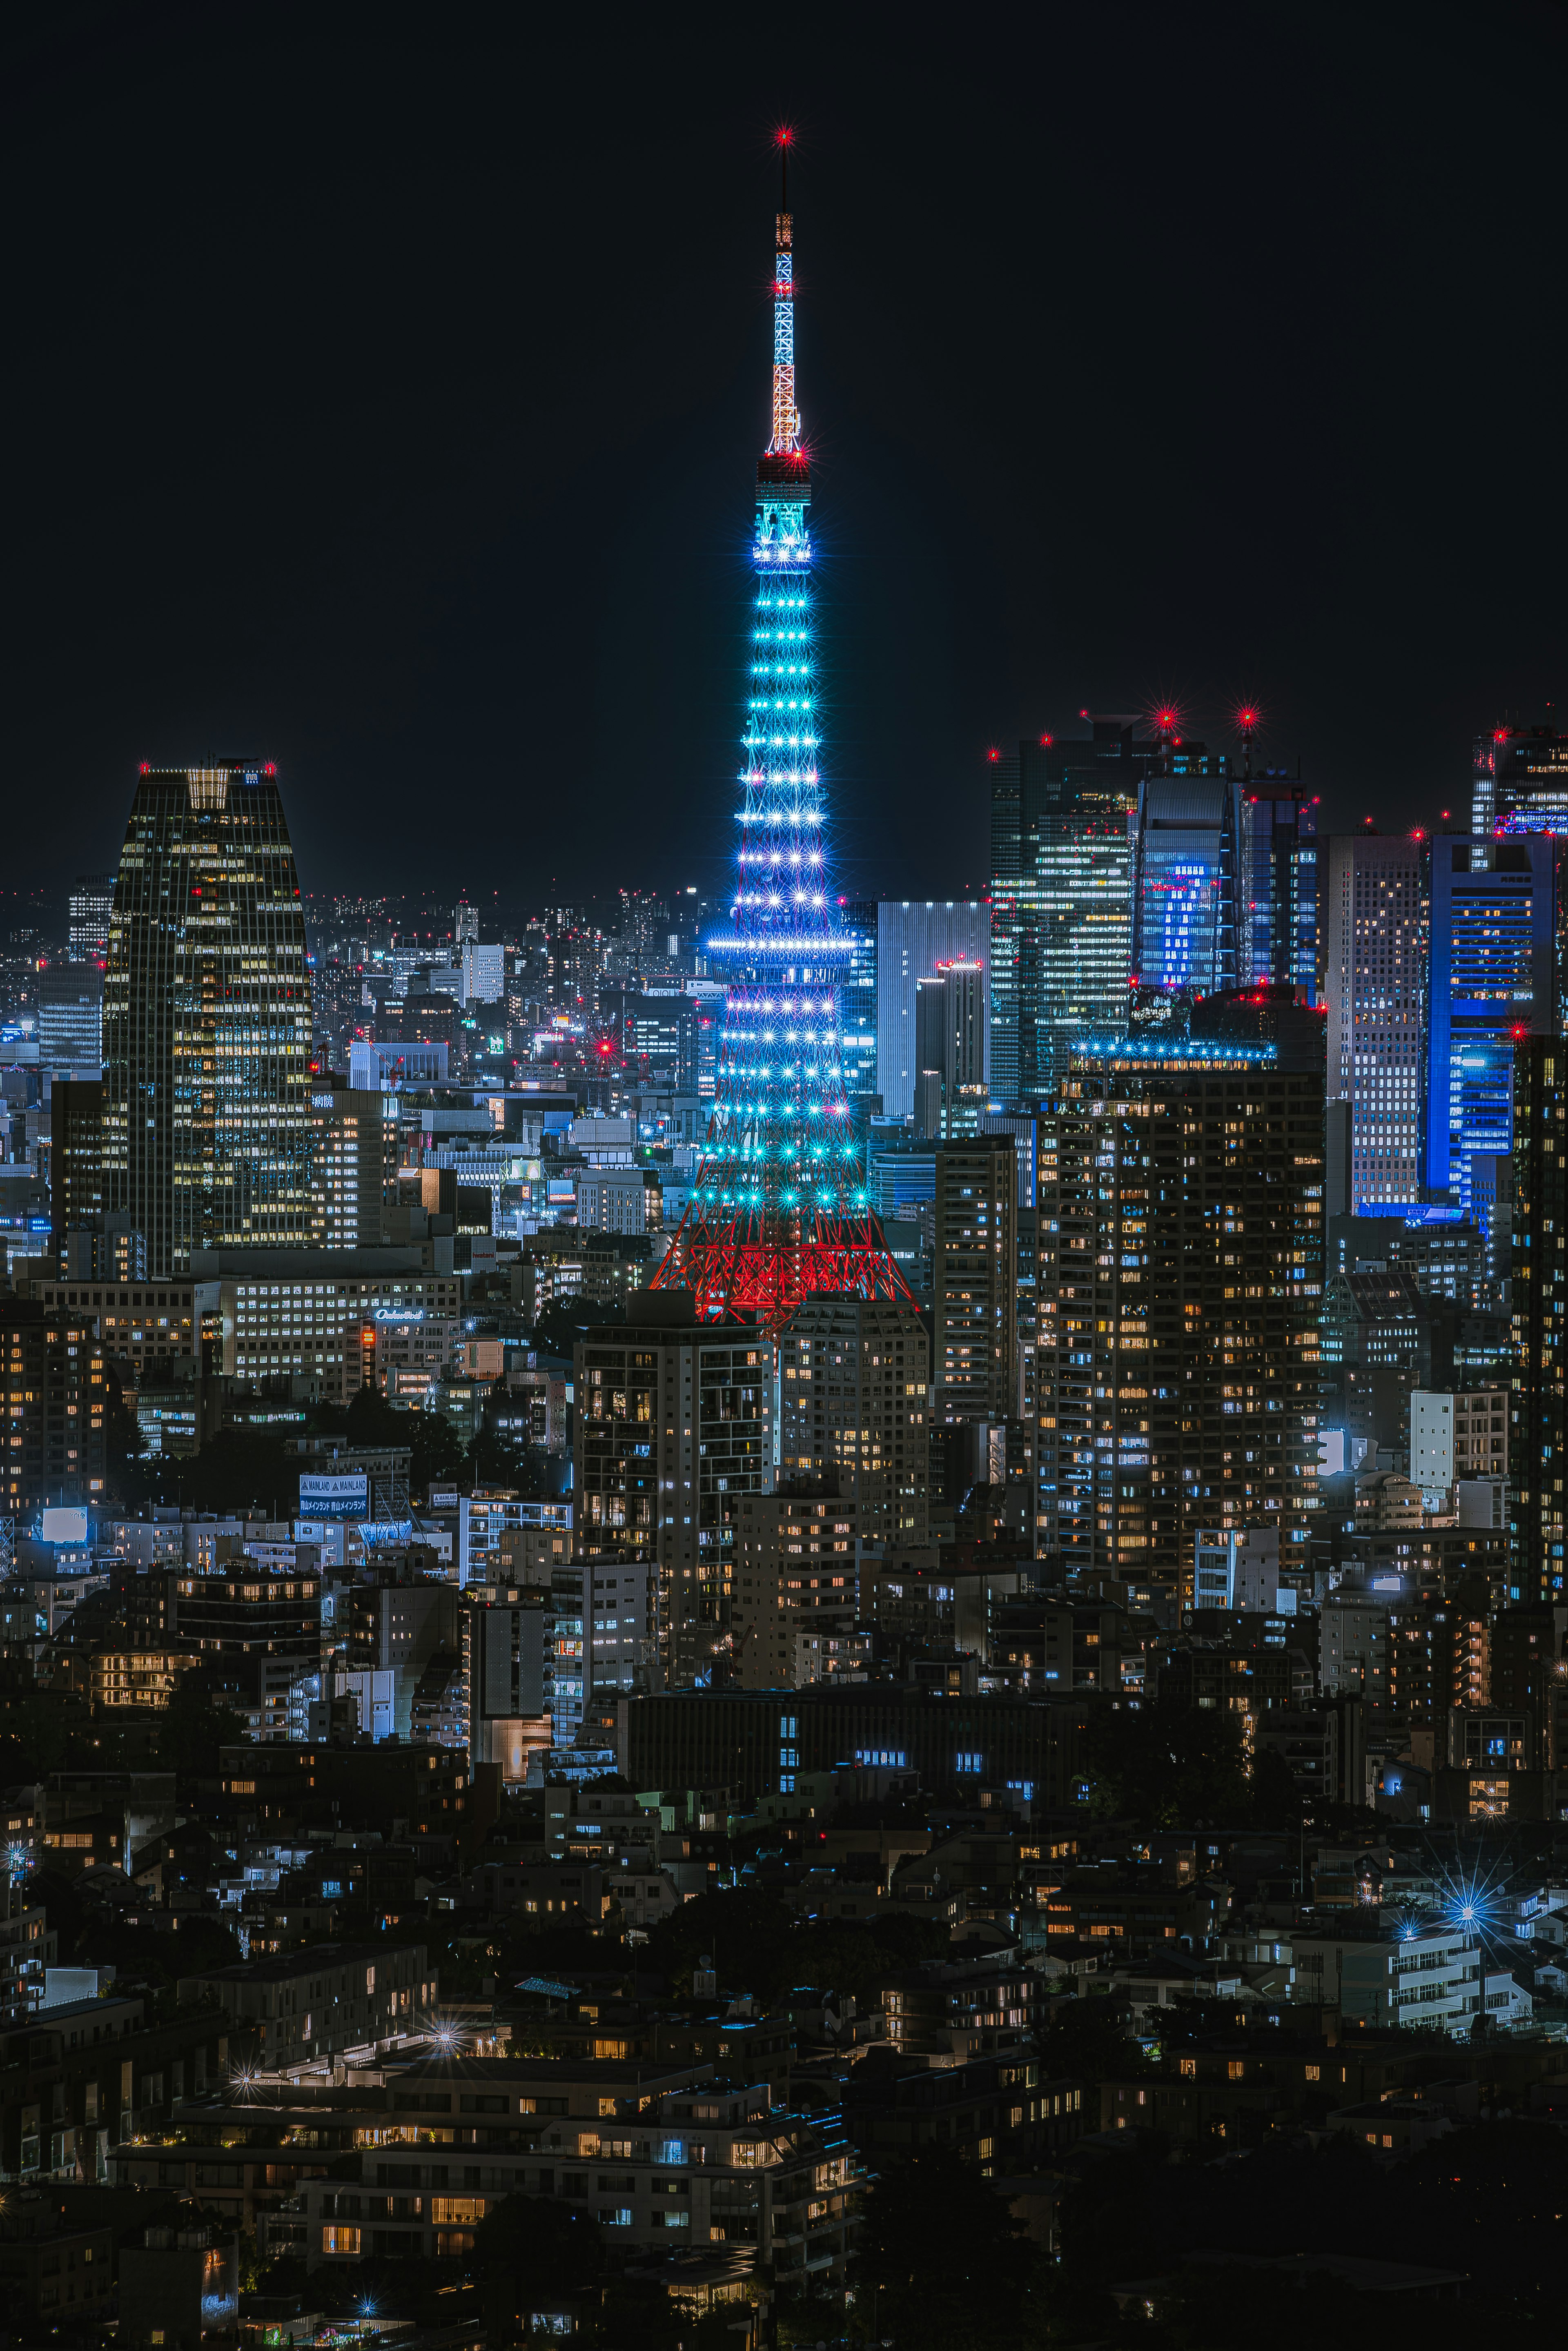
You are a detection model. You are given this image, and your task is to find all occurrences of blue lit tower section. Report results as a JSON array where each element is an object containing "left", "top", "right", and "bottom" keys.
[
  {"left": 1130, "top": 731, "right": 1239, "bottom": 997},
  {"left": 1241, "top": 781, "right": 1320, "bottom": 991},
  {"left": 653, "top": 156, "right": 910, "bottom": 1336},
  {"left": 1423, "top": 834, "right": 1555, "bottom": 1216}
]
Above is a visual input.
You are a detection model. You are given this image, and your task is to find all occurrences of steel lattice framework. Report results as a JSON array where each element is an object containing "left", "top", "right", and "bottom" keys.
[{"left": 654, "top": 156, "right": 911, "bottom": 1337}]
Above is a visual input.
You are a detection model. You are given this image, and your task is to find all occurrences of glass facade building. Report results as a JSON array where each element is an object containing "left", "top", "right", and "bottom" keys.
[
  {"left": 1241, "top": 781, "right": 1320, "bottom": 990},
  {"left": 1130, "top": 768, "right": 1239, "bottom": 996},
  {"left": 1324, "top": 835, "right": 1425, "bottom": 1211},
  {"left": 102, "top": 763, "right": 312, "bottom": 1278},
  {"left": 1421, "top": 834, "right": 1555, "bottom": 1213}
]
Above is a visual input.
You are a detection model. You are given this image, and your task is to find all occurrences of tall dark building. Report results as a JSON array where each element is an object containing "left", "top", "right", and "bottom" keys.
[
  {"left": 49, "top": 1079, "right": 102, "bottom": 1275},
  {"left": 0, "top": 1298, "right": 106, "bottom": 1512},
  {"left": 1510, "top": 1035, "right": 1566, "bottom": 1605},
  {"left": 102, "top": 764, "right": 312, "bottom": 1278},
  {"left": 1241, "top": 779, "right": 1319, "bottom": 991},
  {"left": 1037, "top": 1022, "right": 1325, "bottom": 1597}
]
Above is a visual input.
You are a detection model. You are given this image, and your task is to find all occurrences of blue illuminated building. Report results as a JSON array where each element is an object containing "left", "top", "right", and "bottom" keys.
[
  {"left": 1422, "top": 835, "right": 1555, "bottom": 1213},
  {"left": 1131, "top": 763, "right": 1239, "bottom": 997},
  {"left": 1241, "top": 779, "right": 1319, "bottom": 991}
]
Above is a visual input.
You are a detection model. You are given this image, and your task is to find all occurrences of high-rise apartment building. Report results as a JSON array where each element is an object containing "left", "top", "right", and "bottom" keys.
[
  {"left": 1510, "top": 1035, "right": 1566, "bottom": 1604},
  {"left": 0, "top": 1298, "right": 107, "bottom": 1511},
  {"left": 1037, "top": 1029, "right": 1324, "bottom": 1594},
  {"left": 1241, "top": 781, "right": 1319, "bottom": 990},
  {"left": 68, "top": 874, "right": 115, "bottom": 964},
  {"left": 574, "top": 1298, "right": 772, "bottom": 1684},
  {"left": 1423, "top": 835, "right": 1555, "bottom": 1214},
  {"left": 913, "top": 959, "right": 986, "bottom": 1138},
  {"left": 1324, "top": 833, "right": 1425, "bottom": 1211},
  {"left": 990, "top": 720, "right": 1161, "bottom": 1102},
  {"left": 777, "top": 1293, "right": 929, "bottom": 1545},
  {"left": 308, "top": 1082, "right": 397, "bottom": 1250},
  {"left": 874, "top": 901, "right": 989, "bottom": 1121},
  {"left": 102, "top": 763, "right": 312, "bottom": 1278},
  {"left": 933, "top": 1134, "right": 1018, "bottom": 1427}
]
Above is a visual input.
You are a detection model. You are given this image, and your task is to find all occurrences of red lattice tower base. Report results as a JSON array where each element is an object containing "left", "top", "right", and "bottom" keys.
[{"left": 652, "top": 1208, "right": 913, "bottom": 1341}]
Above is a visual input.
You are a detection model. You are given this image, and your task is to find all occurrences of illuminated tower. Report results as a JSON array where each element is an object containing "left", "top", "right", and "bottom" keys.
[{"left": 655, "top": 144, "right": 910, "bottom": 1336}]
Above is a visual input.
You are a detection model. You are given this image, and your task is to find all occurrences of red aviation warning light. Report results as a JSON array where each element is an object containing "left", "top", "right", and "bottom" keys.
[{"left": 987, "top": 746, "right": 1001, "bottom": 764}]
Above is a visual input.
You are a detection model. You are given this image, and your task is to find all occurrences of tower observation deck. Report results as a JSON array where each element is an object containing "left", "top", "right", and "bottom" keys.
[{"left": 654, "top": 145, "right": 911, "bottom": 1337}]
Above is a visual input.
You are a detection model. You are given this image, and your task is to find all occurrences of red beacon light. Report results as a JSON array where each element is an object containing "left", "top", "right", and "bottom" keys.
[
  {"left": 1494, "top": 727, "right": 1510, "bottom": 744},
  {"left": 1236, "top": 705, "right": 1260, "bottom": 730},
  {"left": 138, "top": 761, "right": 150, "bottom": 775},
  {"left": 987, "top": 746, "right": 1001, "bottom": 764},
  {"left": 1154, "top": 706, "right": 1179, "bottom": 732},
  {"left": 1039, "top": 732, "right": 1054, "bottom": 748}
]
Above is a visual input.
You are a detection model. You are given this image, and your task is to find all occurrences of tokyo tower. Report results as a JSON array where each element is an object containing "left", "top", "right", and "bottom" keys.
[{"left": 653, "top": 141, "right": 911, "bottom": 1338}]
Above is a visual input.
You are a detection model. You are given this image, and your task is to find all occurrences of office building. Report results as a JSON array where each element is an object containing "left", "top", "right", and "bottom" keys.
[
  {"left": 0, "top": 1298, "right": 107, "bottom": 1512},
  {"left": 777, "top": 1292, "right": 929, "bottom": 1545},
  {"left": 1472, "top": 720, "right": 1568, "bottom": 839},
  {"left": 1241, "top": 780, "right": 1319, "bottom": 989},
  {"left": 308, "top": 1082, "right": 396, "bottom": 1250},
  {"left": 1510, "top": 1035, "right": 1566, "bottom": 1603},
  {"left": 202, "top": 1251, "right": 461, "bottom": 1403},
  {"left": 1037, "top": 1029, "right": 1324, "bottom": 1593},
  {"left": 1324, "top": 833, "right": 1425, "bottom": 1211},
  {"left": 347, "top": 1040, "right": 448, "bottom": 1091},
  {"left": 67, "top": 874, "right": 115, "bottom": 964},
  {"left": 1130, "top": 766, "right": 1240, "bottom": 997},
  {"left": 840, "top": 898, "right": 879, "bottom": 1109},
  {"left": 989, "top": 720, "right": 1163, "bottom": 1101},
  {"left": 913, "top": 958, "right": 987, "bottom": 1138},
  {"left": 573, "top": 1297, "right": 772, "bottom": 1683},
  {"left": 36, "top": 965, "right": 104, "bottom": 1070},
  {"left": 1423, "top": 834, "right": 1555, "bottom": 1214},
  {"left": 933, "top": 1134, "right": 1017, "bottom": 1427},
  {"left": 875, "top": 901, "right": 989, "bottom": 1121},
  {"left": 101, "top": 763, "right": 312, "bottom": 1278}
]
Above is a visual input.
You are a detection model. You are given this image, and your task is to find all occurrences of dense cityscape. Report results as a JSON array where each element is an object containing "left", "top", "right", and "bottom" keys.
[{"left": 5, "top": 16, "right": 1568, "bottom": 2351}]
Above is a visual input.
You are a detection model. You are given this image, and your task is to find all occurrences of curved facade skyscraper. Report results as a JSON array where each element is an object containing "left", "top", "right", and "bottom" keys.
[{"left": 102, "top": 762, "right": 312, "bottom": 1277}]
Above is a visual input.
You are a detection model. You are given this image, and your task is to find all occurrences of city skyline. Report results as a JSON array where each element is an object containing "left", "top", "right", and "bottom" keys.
[{"left": 4, "top": 11, "right": 1568, "bottom": 906}]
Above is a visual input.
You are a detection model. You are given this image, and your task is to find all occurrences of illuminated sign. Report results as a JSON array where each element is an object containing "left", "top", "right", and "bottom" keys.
[
  {"left": 374, "top": 1308, "right": 426, "bottom": 1326},
  {"left": 298, "top": 1473, "right": 368, "bottom": 1522},
  {"left": 40, "top": 1507, "right": 89, "bottom": 1546}
]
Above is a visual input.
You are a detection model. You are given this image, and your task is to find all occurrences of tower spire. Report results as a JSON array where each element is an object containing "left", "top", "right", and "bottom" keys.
[
  {"left": 651, "top": 151, "right": 912, "bottom": 1338},
  {"left": 769, "top": 129, "right": 799, "bottom": 455}
]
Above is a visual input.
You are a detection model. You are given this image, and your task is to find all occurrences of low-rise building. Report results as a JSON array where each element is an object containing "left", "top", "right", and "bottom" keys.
[{"left": 176, "top": 1942, "right": 435, "bottom": 2071}]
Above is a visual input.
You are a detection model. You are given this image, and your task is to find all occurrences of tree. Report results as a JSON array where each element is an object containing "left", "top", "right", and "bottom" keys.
[
  {"left": 1080, "top": 1698, "right": 1252, "bottom": 1828},
  {"left": 857, "top": 2147, "right": 1036, "bottom": 2351},
  {"left": 470, "top": 2193, "right": 603, "bottom": 2297},
  {"left": 1034, "top": 1992, "right": 1150, "bottom": 2090},
  {"left": 154, "top": 1678, "right": 246, "bottom": 1780}
]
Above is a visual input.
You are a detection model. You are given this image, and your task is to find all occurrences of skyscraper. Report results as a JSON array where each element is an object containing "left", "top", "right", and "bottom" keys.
[
  {"left": 1510, "top": 1034, "right": 1566, "bottom": 1604},
  {"left": 1323, "top": 833, "right": 1425, "bottom": 1211},
  {"left": 874, "top": 900, "right": 990, "bottom": 1121},
  {"left": 933, "top": 1133, "right": 1018, "bottom": 1428},
  {"left": 1422, "top": 835, "right": 1555, "bottom": 1215},
  {"left": 1241, "top": 780, "right": 1320, "bottom": 990},
  {"left": 1037, "top": 1025, "right": 1324, "bottom": 1595},
  {"left": 990, "top": 719, "right": 1164, "bottom": 1102},
  {"left": 777, "top": 1294, "right": 929, "bottom": 1545},
  {"left": 913, "top": 958, "right": 986, "bottom": 1138},
  {"left": 1130, "top": 762, "right": 1240, "bottom": 997},
  {"left": 68, "top": 874, "right": 115, "bottom": 964},
  {"left": 653, "top": 155, "right": 907, "bottom": 1334},
  {"left": 840, "top": 897, "right": 879, "bottom": 1110},
  {"left": 102, "top": 763, "right": 312, "bottom": 1278},
  {"left": 1472, "top": 721, "right": 1568, "bottom": 839}
]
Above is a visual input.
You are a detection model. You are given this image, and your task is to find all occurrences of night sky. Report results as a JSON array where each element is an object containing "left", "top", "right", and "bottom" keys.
[{"left": 6, "top": 0, "right": 1567, "bottom": 919}]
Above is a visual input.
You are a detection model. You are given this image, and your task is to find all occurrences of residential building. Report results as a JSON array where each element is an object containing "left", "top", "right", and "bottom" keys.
[
  {"left": 101, "top": 762, "right": 312, "bottom": 1277},
  {"left": 309, "top": 1082, "right": 397, "bottom": 1250},
  {"left": 1038, "top": 1029, "right": 1324, "bottom": 1593},
  {"left": 733, "top": 1483, "right": 860, "bottom": 1688},
  {"left": 574, "top": 1296, "right": 772, "bottom": 1685},
  {"left": 1323, "top": 833, "right": 1425, "bottom": 1211},
  {"left": 1290, "top": 1920, "right": 1481, "bottom": 2030},
  {"left": 1510, "top": 1035, "right": 1566, "bottom": 1603},
  {"left": 0, "top": 1299, "right": 107, "bottom": 1514},
  {"left": 777, "top": 1292, "right": 929, "bottom": 1547},
  {"left": 175, "top": 1942, "right": 433, "bottom": 2070},
  {"left": 1410, "top": 1388, "right": 1508, "bottom": 1497},
  {"left": 933, "top": 1135, "right": 1017, "bottom": 1425}
]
